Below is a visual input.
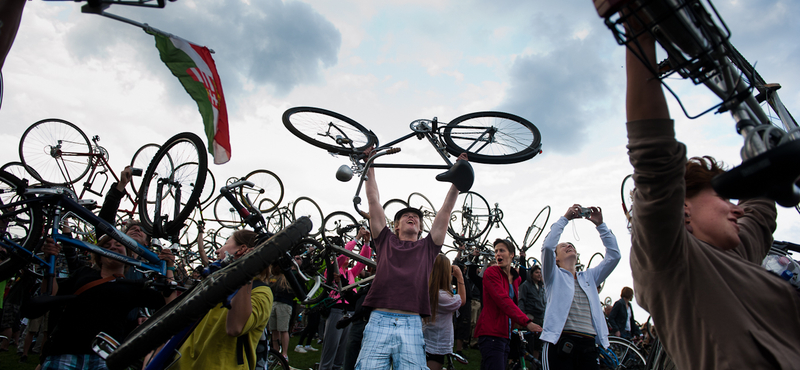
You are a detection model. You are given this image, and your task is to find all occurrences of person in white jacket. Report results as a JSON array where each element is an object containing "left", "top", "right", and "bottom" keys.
[{"left": 540, "top": 205, "right": 620, "bottom": 370}]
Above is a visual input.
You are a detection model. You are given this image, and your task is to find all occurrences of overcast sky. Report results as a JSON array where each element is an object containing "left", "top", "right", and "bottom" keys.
[{"left": 2, "top": 0, "right": 798, "bottom": 320}]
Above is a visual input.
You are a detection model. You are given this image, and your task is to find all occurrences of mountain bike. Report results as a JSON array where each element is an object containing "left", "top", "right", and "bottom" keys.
[
  {"left": 282, "top": 106, "right": 543, "bottom": 214},
  {"left": 600, "top": 0, "right": 799, "bottom": 207}
]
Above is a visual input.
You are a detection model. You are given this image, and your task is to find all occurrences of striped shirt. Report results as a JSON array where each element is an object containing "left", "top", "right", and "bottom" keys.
[{"left": 562, "top": 278, "right": 596, "bottom": 336}]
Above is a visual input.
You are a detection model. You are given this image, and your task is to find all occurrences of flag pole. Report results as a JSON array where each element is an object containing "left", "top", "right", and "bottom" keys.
[{"left": 80, "top": 4, "right": 215, "bottom": 53}]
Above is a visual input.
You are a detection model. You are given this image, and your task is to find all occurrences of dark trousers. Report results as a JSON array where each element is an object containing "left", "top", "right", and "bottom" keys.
[
  {"left": 342, "top": 316, "right": 368, "bottom": 370},
  {"left": 478, "top": 335, "right": 510, "bottom": 370},
  {"left": 298, "top": 310, "right": 322, "bottom": 346},
  {"left": 542, "top": 334, "right": 599, "bottom": 370}
]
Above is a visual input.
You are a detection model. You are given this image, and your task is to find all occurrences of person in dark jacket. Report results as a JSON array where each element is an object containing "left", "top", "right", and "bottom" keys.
[
  {"left": 518, "top": 265, "right": 546, "bottom": 359},
  {"left": 608, "top": 287, "right": 641, "bottom": 340}
]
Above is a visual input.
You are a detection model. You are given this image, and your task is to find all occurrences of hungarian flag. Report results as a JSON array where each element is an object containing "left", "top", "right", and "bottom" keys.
[{"left": 150, "top": 31, "right": 231, "bottom": 164}]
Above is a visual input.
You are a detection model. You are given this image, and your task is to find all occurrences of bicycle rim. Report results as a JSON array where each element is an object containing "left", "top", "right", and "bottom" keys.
[
  {"left": 0, "top": 171, "right": 44, "bottom": 282},
  {"left": 443, "top": 112, "right": 541, "bottom": 164},
  {"left": 321, "top": 211, "right": 359, "bottom": 246},
  {"left": 292, "top": 197, "right": 324, "bottom": 237},
  {"left": 1, "top": 161, "right": 41, "bottom": 186},
  {"left": 19, "top": 118, "right": 93, "bottom": 185},
  {"left": 523, "top": 205, "right": 550, "bottom": 252},
  {"left": 174, "top": 162, "right": 216, "bottom": 208},
  {"left": 621, "top": 174, "right": 635, "bottom": 233},
  {"left": 138, "top": 132, "right": 207, "bottom": 238},
  {"left": 407, "top": 192, "right": 436, "bottom": 236},
  {"left": 607, "top": 338, "right": 647, "bottom": 370},
  {"left": 282, "top": 106, "right": 376, "bottom": 155},
  {"left": 241, "top": 169, "right": 284, "bottom": 213},
  {"left": 104, "top": 217, "right": 312, "bottom": 370},
  {"left": 266, "top": 208, "right": 294, "bottom": 235},
  {"left": 448, "top": 191, "right": 491, "bottom": 241}
]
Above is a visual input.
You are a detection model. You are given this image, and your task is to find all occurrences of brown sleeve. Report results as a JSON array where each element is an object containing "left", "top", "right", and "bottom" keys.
[
  {"left": 733, "top": 198, "right": 777, "bottom": 263},
  {"left": 627, "top": 118, "right": 689, "bottom": 272}
]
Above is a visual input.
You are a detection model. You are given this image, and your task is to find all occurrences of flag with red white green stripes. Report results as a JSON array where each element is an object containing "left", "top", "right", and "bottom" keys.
[{"left": 150, "top": 31, "right": 231, "bottom": 164}]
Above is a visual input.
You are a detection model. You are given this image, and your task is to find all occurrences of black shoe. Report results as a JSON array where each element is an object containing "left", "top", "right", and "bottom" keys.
[{"left": 19, "top": 355, "right": 28, "bottom": 363}]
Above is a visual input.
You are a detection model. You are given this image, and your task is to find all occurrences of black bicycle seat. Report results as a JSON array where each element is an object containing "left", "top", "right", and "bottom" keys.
[
  {"left": 436, "top": 159, "right": 474, "bottom": 192},
  {"left": 712, "top": 139, "right": 800, "bottom": 207}
]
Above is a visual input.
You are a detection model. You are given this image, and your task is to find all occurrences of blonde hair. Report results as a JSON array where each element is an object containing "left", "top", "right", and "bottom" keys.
[{"left": 426, "top": 254, "right": 453, "bottom": 324}]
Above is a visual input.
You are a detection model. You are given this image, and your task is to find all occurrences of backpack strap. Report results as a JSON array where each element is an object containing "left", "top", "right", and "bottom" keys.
[{"left": 74, "top": 274, "right": 123, "bottom": 295}]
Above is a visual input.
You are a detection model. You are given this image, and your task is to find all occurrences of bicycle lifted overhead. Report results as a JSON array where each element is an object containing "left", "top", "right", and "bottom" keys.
[
  {"left": 282, "top": 106, "right": 543, "bottom": 215},
  {"left": 599, "top": 0, "right": 800, "bottom": 207}
]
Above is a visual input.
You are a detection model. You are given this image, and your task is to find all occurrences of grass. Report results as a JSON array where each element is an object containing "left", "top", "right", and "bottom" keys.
[
  {"left": 283, "top": 335, "right": 483, "bottom": 370},
  {"left": 0, "top": 347, "right": 40, "bottom": 370}
]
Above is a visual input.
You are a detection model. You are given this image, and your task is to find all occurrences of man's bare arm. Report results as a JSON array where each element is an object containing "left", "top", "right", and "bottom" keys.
[
  {"left": 430, "top": 153, "right": 469, "bottom": 245},
  {"left": 364, "top": 153, "right": 386, "bottom": 239},
  {"left": 626, "top": 32, "right": 669, "bottom": 121}
]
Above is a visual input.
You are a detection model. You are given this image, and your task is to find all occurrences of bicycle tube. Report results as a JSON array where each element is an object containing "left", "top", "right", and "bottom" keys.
[
  {"left": 443, "top": 111, "right": 542, "bottom": 164},
  {"left": 138, "top": 132, "right": 207, "bottom": 237},
  {"left": 18, "top": 118, "right": 93, "bottom": 185},
  {"left": 104, "top": 217, "right": 313, "bottom": 370},
  {"left": 282, "top": 106, "right": 376, "bottom": 155},
  {"left": 0, "top": 170, "right": 45, "bottom": 282}
]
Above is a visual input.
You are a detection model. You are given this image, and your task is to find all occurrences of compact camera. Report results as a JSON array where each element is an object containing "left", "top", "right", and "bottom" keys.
[{"left": 578, "top": 207, "right": 592, "bottom": 218}]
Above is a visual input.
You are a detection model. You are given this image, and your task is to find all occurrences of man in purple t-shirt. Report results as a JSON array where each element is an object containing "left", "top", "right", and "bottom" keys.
[{"left": 354, "top": 152, "right": 468, "bottom": 369}]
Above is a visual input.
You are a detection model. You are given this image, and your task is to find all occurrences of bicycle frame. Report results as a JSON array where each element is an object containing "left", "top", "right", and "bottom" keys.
[{"left": 0, "top": 187, "right": 167, "bottom": 277}]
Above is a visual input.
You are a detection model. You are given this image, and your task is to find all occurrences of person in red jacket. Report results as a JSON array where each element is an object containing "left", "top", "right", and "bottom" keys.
[{"left": 473, "top": 239, "right": 542, "bottom": 370}]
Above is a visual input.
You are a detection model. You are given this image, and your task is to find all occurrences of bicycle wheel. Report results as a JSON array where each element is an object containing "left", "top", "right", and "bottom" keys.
[
  {"left": 448, "top": 191, "right": 492, "bottom": 241},
  {"left": 0, "top": 161, "right": 41, "bottom": 186},
  {"left": 0, "top": 171, "right": 44, "bottom": 282},
  {"left": 267, "top": 348, "right": 290, "bottom": 370},
  {"left": 381, "top": 198, "right": 408, "bottom": 231},
  {"left": 621, "top": 174, "right": 635, "bottom": 233},
  {"left": 292, "top": 197, "right": 323, "bottom": 237},
  {"left": 266, "top": 207, "right": 294, "bottom": 235},
  {"left": 174, "top": 162, "right": 216, "bottom": 208},
  {"left": 522, "top": 205, "right": 550, "bottom": 252},
  {"left": 321, "top": 211, "right": 359, "bottom": 246},
  {"left": 19, "top": 118, "right": 93, "bottom": 185},
  {"left": 241, "top": 169, "right": 284, "bottom": 213},
  {"left": 130, "top": 143, "right": 162, "bottom": 197},
  {"left": 282, "top": 106, "right": 377, "bottom": 155},
  {"left": 138, "top": 132, "right": 207, "bottom": 238},
  {"left": 587, "top": 252, "right": 606, "bottom": 292},
  {"left": 443, "top": 112, "right": 542, "bottom": 164},
  {"left": 407, "top": 192, "right": 437, "bottom": 235},
  {"left": 213, "top": 195, "right": 244, "bottom": 229},
  {"left": 104, "top": 217, "right": 312, "bottom": 370},
  {"left": 606, "top": 337, "right": 647, "bottom": 370}
]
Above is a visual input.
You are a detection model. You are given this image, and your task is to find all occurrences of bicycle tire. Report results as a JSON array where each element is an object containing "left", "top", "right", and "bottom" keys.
[
  {"left": 587, "top": 252, "right": 606, "bottom": 293},
  {"left": 241, "top": 169, "right": 284, "bottom": 213},
  {"left": 173, "top": 162, "right": 216, "bottom": 208},
  {"left": 522, "top": 205, "right": 550, "bottom": 252},
  {"left": 381, "top": 198, "right": 408, "bottom": 231},
  {"left": 282, "top": 106, "right": 377, "bottom": 155},
  {"left": 130, "top": 143, "right": 163, "bottom": 198},
  {"left": 321, "top": 211, "right": 359, "bottom": 245},
  {"left": 267, "top": 348, "right": 290, "bottom": 370},
  {"left": 138, "top": 132, "right": 207, "bottom": 238},
  {"left": 292, "top": 197, "right": 323, "bottom": 237},
  {"left": 606, "top": 337, "right": 647, "bottom": 370},
  {"left": 0, "top": 171, "right": 45, "bottom": 282},
  {"left": 448, "top": 191, "right": 492, "bottom": 241},
  {"left": 104, "top": 217, "right": 313, "bottom": 370},
  {"left": 621, "top": 174, "right": 634, "bottom": 233},
  {"left": 0, "top": 161, "right": 41, "bottom": 186},
  {"left": 213, "top": 195, "right": 245, "bottom": 229},
  {"left": 19, "top": 118, "right": 93, "bottom": 185},
  {"left": 443, "top": 111, "right": 542, "bottom": 164},
  {"left": 407, "top": 192, "right": 437, "bottom": 235}
]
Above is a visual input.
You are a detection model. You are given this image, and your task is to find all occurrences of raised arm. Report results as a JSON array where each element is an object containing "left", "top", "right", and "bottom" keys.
[
  {"left": 626, "top": 27, "right": 669, "bottom": 121},
  {"left": 364, "top": 150, "right": 386, "bottom": 239},
  {"left": 430, "top": 153, "right": 469, "bottom": 245}
]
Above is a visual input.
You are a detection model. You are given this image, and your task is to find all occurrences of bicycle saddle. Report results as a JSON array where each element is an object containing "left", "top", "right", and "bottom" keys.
[
  {"left": 712, "top": 139, "right": 800, "bottom": 207},
  {"left": 436, "top": 159, "right": 474, "bottom": 192}
]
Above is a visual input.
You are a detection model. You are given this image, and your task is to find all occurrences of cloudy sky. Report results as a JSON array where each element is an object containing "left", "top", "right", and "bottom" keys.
[{"left": 2, "top": 0, "right": 798, "bottom": 319}]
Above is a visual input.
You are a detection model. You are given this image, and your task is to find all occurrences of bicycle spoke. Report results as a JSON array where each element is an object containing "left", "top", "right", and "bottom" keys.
[
  {"left": 19, "top": 118, "right": 93, "bottom": 185},
  {"left": 444, "top": 112, "right": 541, "bottom": 164}
]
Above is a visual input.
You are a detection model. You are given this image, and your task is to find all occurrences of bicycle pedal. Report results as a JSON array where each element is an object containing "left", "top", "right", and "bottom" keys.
[{"left": 78, "top": 199, "right": 98, "bottom": 209}]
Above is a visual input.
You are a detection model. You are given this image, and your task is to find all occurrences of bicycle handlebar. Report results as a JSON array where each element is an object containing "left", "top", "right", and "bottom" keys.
[{"left": 220, "top": 180, "right": 255, "bottom": 193}]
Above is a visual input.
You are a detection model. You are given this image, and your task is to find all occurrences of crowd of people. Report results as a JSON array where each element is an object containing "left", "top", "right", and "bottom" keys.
[{"left": 3, "top": 6, "right": 800, "bottom": 369}]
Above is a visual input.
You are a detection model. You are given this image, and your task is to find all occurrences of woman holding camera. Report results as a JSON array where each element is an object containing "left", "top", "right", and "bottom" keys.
[{"left": 540, "top": 205, "right": 620, "bottom": 369}]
